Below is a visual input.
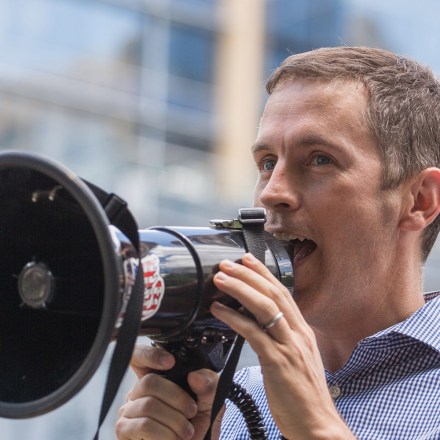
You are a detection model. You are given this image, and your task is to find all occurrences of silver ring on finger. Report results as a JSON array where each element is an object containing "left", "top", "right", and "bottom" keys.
[{"left": 261, "top": 311, "right": 284, "bottom": 331}]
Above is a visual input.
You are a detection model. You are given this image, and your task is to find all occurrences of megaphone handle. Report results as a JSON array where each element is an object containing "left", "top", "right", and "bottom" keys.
[
  {"left": 151, "top": 340, "right": 227, "bottom": 400},
  {"left": 152, "top": 341, "right": 199, "bottom": 398}
]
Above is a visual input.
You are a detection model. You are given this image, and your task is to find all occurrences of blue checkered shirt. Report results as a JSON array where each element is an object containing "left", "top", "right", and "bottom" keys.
[{"left": 220, "top": 293, "right": 440, "bottom": 439}]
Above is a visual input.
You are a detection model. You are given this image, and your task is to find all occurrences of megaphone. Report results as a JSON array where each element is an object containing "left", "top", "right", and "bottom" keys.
[{"left": 0, "top": 151, "right": 293, "bottom": 422}]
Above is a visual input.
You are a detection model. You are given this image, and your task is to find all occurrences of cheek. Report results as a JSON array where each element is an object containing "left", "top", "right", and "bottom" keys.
[
  {"left": 253, "top": 180, "right": 264, "bottom": 206},
  {"left": 316, "top": 193, "right": 395, "bottom": 251},
  {"left": 309, "top": 191, "right": 360, "bottom": 239}
]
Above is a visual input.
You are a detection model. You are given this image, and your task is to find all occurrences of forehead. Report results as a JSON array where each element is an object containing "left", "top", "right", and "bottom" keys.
[
  {"left": 263, "top": 78, "right": 368, "bottom": 123},
  {"left": 257, "top": 79, "right": 377, "bottom": 155}
]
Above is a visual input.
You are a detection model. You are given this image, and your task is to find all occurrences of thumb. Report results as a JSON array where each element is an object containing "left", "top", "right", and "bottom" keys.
[
  {"left": 188, "top": 369, "right": 218, "bottom": 412},
  {"left": 187, "top": 369, "right": 225, "bottom": 440}
]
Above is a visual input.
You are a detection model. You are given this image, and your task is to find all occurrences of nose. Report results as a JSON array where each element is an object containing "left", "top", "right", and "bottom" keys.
[{"left": 254, "top": 166, "right": 300, "bottom": 211}]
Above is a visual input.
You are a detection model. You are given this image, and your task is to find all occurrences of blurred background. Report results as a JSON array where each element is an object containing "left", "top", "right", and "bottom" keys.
[{"left": 1, "top": 0, "right": 439, "bottom": 438}]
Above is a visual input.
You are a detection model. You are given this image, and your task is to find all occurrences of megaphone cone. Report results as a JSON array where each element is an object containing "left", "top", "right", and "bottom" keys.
[{"left": 0, "top": 151, "right": 121, "bottom": 418}]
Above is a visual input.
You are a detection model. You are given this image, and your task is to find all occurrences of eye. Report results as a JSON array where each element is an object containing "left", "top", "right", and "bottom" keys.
[
  {"left": 258, "top": 157, "right": 277, "bottom": 172},
  {"left": 310, "top": 154, "right": 333, "bottom": 166}
]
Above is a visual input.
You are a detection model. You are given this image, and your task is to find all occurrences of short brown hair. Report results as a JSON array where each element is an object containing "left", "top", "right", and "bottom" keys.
[{"left": 267, "top": 46, "right": 440, "bottom": 261}]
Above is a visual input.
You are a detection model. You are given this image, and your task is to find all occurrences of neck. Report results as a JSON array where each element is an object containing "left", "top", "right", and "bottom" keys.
[{"left": 308, "top": 261, "right": 426, "bottom": 373}]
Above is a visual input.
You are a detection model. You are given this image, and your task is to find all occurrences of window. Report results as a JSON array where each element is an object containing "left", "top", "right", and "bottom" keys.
[
  {"left": 169, "top": 23, "right": 215, "bottom": 83},
  {"left": 0, "top": 0, "right": 144, "bottom": 92}
]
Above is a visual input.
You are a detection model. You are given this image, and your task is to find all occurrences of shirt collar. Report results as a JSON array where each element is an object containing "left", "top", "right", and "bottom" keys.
[{"left": 367, "top": 292, "right": 440, "bottom": 353}]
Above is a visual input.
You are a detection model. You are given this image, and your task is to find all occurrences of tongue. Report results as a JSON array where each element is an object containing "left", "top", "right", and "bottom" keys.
[{"left": 293, "top": 239, "right": 316, "bottom": 265}]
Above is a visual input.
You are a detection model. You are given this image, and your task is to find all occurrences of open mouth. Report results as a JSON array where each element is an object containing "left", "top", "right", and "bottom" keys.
[{"left": 272, "top": 233, "right": 317, "bottom": 266}]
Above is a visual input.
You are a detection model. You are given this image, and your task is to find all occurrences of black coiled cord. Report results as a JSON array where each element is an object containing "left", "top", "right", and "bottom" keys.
[{"left": 227, "top": 381, "right": 268, "bottom": 440}]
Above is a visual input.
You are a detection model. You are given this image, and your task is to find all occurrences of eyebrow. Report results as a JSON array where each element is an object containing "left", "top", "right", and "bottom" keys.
[
  {"left": 251, "top": 135, "right": 341, "bottom": 155},
  {"left": 251, "top": 143, "right": 270, "bottom": 155}
]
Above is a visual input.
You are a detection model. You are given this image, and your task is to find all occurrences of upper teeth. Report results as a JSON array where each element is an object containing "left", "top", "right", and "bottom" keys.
[{"left": 272, "top": 232, "right": 307, "bottom": 241}]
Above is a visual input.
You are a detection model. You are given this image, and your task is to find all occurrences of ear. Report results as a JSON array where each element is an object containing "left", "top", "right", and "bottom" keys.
[{"left": 398, "top": 167, "right": 440, "bottom": 232}]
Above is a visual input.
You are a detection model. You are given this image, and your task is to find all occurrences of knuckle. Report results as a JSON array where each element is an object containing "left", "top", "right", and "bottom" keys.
[
  {"left": 137, "top": 416, "right": 153, "bottom": 431},
  {"left": 118, "top": 403, "right": 127, "bottom": 418},
  {"left": 140, "top": 372, "right": 174, "bottom": 397},
  {"left": 139, "top": 395, "right": 157, "bottom": 413},
  {"left": 304, "top": 327, "right": 318, "bottom": 347},
  {"left": 140, "top": 372, "right": 160, "bottom": 391},
  {"left": 140, "top": 373, "right": 160, "bottom": 388},
  {"left": 268, "top": 285, "right": 283, "bottom": 302},
  {"left": 137, "top": 417, "right": 175, "bottom": 440},
  {"left": 129, "top": 373, "right": 159, "bottom": 400},
  {"left": 114, "top": 417, "right": 127, "bottom": 437},
  {"left": 261, "top": 302, "right": 276, "bottom": 317}
]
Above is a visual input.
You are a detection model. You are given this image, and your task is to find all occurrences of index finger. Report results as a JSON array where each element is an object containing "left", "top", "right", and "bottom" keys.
[
  {"left": 217, "top": 255, "right": 303, "bottom": 323},
  {"left": 241, "top": 253, "right": 296, "bottom": 306},
  {"left": 131, "top": 344, "right": 175, "bottom": 379}
]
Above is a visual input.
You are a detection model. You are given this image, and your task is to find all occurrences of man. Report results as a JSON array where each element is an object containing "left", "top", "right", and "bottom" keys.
[{"left": 115, "top": 46, "right": 440, "bottom": 439}]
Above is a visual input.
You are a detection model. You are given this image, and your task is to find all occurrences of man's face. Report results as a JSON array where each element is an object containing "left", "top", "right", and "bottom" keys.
[{"left": 253, "top": 79, "right": 401, "bottom": 322}]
